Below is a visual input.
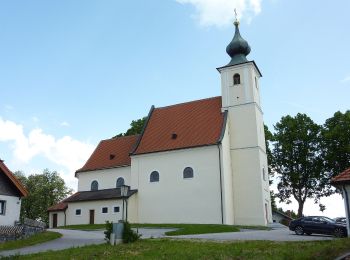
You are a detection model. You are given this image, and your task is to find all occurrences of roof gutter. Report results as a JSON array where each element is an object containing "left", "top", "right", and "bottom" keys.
[
  {"left": 216, "top": 110, "right": 228, "bottom": 224},
  {"left": 217, "top": 110, "right": 228, "bottom": 144},
  {"left": 130, "top": 105, "right": 155, "bottom": 155},
  {"left": 217, "top": 144, "right": 224, "bottom": 224}
]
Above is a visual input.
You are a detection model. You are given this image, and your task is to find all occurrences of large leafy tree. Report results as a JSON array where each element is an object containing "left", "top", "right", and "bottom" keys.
[
  {"left": 115, "top": 117, "right": 146, "bottom": 137},
  {"left": 272, "top": 113, "right": 330, "bottom": 217},
  {"left": 15, "top": 169, "right": 72, "bottom": 224},
  {"left": 322, "top": 110, "right": 350, "bottom": 181},
  {"left": 264, "top": 125, "right": 274, "bottom": 179}
]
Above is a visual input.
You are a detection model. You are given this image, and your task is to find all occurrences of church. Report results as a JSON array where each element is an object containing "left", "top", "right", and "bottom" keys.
[{"left": 48, "top": 19, "right": 272, "bottom": 228}]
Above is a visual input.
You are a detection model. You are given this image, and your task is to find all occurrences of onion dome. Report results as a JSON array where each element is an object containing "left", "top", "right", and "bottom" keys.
[{"left": 226, "top": 20, "right": 251, "bottom": 66}]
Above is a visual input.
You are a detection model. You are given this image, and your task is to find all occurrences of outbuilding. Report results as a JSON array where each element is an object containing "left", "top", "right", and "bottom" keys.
[
  {"left": 331, "top": 167, "right": 350, "bottom": 237},
  {"left": 0, "top": 159, "right": 28, "bottom": 226}
]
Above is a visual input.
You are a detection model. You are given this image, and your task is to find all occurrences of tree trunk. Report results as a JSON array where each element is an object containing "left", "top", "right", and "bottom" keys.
[{"left": 297, "top": 201, "right": 304, "bottom": 218}]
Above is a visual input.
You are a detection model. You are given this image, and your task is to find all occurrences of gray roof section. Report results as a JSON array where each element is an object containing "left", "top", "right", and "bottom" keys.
[{"left": 64, "top": 188, "right": 137, "bottom": 203}]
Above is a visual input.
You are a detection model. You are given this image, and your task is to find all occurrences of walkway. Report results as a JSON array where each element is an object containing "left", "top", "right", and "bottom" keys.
[
  {"left": 171, "top": 225, "right": 335, "bottom": 242},
  {"left": 0, "top": 229, "right": 105, "bottom": 257},
  {"left": 0, "top": 228, "right": 174, "bottom": 257},
  {"left": 0, "top": 226, "right": 335, "bottom": 257}
]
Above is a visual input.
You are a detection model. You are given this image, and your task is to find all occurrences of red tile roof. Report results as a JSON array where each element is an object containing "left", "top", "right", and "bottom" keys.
[
  {"left": 75, "top": 96, "right": 225, "bottom": 175},
  {"left": 133, "top": 96, "right": 225, "bottom": 155},
  {"left": 331, "top": 167, "right": 350, "bottom": 184},
  {"left": 75, "top": 135, "right": 139, "bottom": 174},
  {"left": 47, "top": 201, "right": 68, "bottom": 212},
  {"left": 0, "top": 160, "right": 28, "bottom": 197}
]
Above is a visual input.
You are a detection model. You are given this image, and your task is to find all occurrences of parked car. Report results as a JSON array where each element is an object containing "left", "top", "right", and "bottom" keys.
[
  {"left": 289, "top": 216, "right": 347, "bottom": 238},
  {"left": 334, "top": 217, "right": 347, "bottom": 224}
]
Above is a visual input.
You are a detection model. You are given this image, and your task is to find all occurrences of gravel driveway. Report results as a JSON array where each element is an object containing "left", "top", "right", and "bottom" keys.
[
  {"left": 171, "top": 226, "right": 335, "bottom": 241},
  {"left": 0, "top": 229, "right": 105, "bottom": 257},
  {"left": 0, "top": 225, "right": 334, "bottom": 257},
  {"left": 0, "top": 228, "right": 175, "bottom": 257}
]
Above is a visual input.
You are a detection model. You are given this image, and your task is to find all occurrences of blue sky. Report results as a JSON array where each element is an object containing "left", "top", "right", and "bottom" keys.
[{"left": 0, "top": 0, "right": 349, "bottom": 217}]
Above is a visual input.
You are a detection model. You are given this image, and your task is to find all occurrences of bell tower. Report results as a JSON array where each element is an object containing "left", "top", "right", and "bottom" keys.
[{"left": 217, "top": 17, "right": 272, "bottom": 225}]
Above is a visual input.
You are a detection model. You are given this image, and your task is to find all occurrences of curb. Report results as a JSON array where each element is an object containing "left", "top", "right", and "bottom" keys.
[{"left": 335, "top": 252, "right": 350, "bottom": 260}]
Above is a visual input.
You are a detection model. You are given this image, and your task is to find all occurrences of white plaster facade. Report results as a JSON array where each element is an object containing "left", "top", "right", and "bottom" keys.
[
  {"left": 77, "top": 167, "right": 131, "bottom": 191},
  {"left": 65, "top": 200, "right": 124, "bottom": 226},
  {"left": 218, "top": 62, "right": 272, "bottom": 225},
  {"left": 130, "top": 146, "right": 222, "bottom": 224},
  {"left": 0, "top": 194, "right": 22, "bottom": 226},
  {"left": 342, "top": 186, "right": 350, "bottom": 237},
  {"left": 48, "top": 211, "right": 65, "bottom": 229}
]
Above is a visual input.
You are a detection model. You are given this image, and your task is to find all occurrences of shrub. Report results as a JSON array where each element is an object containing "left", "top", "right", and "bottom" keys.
[
  {"left": 122, "top": 221, "right": 141, "bottom": 243},
  {"left": 104, "top": 221, "right": 113, "bottom": 243},
  {"left": 280, "top": 218, "right": 291, "bottom": 226}
]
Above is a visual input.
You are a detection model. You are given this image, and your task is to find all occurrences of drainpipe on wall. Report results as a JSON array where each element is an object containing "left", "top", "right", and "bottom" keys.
[
  {"left": 217, "top": 144, "right": 224, "bottom": 224},
  {"left": 64, "top": 209, "right": 67, "bottom": 227},
  {"left": 343, "top": 185, "right": 350, "bottom": 237}
]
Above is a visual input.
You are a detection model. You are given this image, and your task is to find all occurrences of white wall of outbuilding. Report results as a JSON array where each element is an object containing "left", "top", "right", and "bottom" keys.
[{"left": 0, "top": 194, "right": 21, "bottom": 226}]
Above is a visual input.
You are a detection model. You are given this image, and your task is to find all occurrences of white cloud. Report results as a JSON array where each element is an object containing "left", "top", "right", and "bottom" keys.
[
  {"left": 176, "top": 0, "right": 262, "bottom": 27},
  {"left": 341, "top": 76, "right": 350, "bottom": 83},
  {"left": 0, "top": 117, "right": 94, "bottom": 188},
  {"left": 60, "top": 121, "right": 70, "bottom": 127}
]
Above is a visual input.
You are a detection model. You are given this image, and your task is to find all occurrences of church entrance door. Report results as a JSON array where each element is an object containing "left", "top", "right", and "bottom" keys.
[
  {"left": 53, "top": 213, "right": 57, "bottom": 228},
  {"left": 89, "top": 210, "right": 95, "bottom": 224}
]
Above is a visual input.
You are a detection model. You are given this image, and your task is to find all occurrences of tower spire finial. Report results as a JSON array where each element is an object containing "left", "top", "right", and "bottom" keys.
[
  {"left": 225, "top": 9, "right": 251, "bottom": 66},
  {"left": 234, "top": 8, "right": 239, "bottom": 26}
]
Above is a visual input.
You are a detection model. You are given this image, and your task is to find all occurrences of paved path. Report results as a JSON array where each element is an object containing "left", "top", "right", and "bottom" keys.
[
  {"left": 0, "top": 229, "right": 105, "bottom": 257},
  {"left": 0, "top": 226, "right": 335, "bottom": 257},
  {"left": 171, "top": 226, "right": 335, "bottom": 242},
  {"left": 134, "top": 228, "right": 177, "bottom": 238},
  {"left": 0, "top": 228, "right": 174, "bottom": 257}
]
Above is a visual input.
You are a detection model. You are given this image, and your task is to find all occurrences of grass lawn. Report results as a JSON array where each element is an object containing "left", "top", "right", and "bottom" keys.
[
  {"left": 60, "top": 223, "right": 269, "bottom": 236},
  {"left": 0, "top": 231, "right": 62, "bottom": 251},
  {"left": 58, "top": 224, "right": 106, "bottom": 230},
  {"left": 4, "top": 238, "right": 350, "bottom": 259}
]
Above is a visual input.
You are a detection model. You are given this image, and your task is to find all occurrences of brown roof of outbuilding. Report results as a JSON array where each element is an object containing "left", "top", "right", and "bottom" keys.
[
  {"left": 0, "top": 159, "right": 28, "bottom": 197},
  {"left": 331, "top": 167, "right": 350, "bottom": 185},
  {"left": 63, "top": 188, "right": 138, "bottom": 203},
  {"left": 47, "top": 201, "right": 68, "bottom": 212},
  {"left": 75, "top": 135, "right": 139, "bottom": 174},
  {"left": 132, "top": 96, "right": 225, "bottom": 155}
]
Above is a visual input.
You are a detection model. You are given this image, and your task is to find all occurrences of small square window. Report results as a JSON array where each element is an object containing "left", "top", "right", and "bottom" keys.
[
  {"left": 0, "top": 201, "right": 6, "bottom": 215},
  {"left": 114, "top": 207, "right": 120, "bottom": 213},
  {"left": 75, "top": 209, "right": 81, "bottom": 215},
  {"left": 102, "top": 207, "right": 108, "bottom": 214}
]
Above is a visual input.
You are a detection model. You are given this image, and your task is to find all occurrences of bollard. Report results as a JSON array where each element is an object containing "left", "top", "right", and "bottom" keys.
[
  {"left": 109, "top": 233, "right": 115, "bottom": 245},
  {"left": 113, "top": 222, "right": 124, "bottom": 244}
]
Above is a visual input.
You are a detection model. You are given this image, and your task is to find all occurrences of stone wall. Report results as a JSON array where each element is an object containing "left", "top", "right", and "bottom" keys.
[{"left": 0, "top": 218, "right": 46, "bottom": 242}]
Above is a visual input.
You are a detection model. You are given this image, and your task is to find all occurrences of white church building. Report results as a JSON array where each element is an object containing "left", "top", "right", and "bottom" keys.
[{"left": 48, "top": 20, "right": 272, "bottom": 228}]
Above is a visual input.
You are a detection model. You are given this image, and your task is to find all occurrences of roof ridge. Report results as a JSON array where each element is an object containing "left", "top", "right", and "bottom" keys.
[
  {"left": 156, "top": 96, "right": 221, "bottom": 110},
  {"left": 0, "top": 160, "right": 28, "bottom": 197},
  {"left": 102, "top": 134, "right": 140, "bottom": 142}
]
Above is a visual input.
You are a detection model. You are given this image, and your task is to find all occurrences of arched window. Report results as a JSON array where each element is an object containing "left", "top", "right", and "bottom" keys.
[
  {"left": 233, "top": 73, "right": 240, "bottom": 85},
  {"left": 116, "top": 177, "right": 125, "bottom": 188},
  {"left": 183, "top": 167, "right": 194, "bottom": 179},
  {"left": 150, "top": 171, "right": 159, "bottom": 183},
  {"left": 91, "top": 180, "right": 98, "bottom": 191}
]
